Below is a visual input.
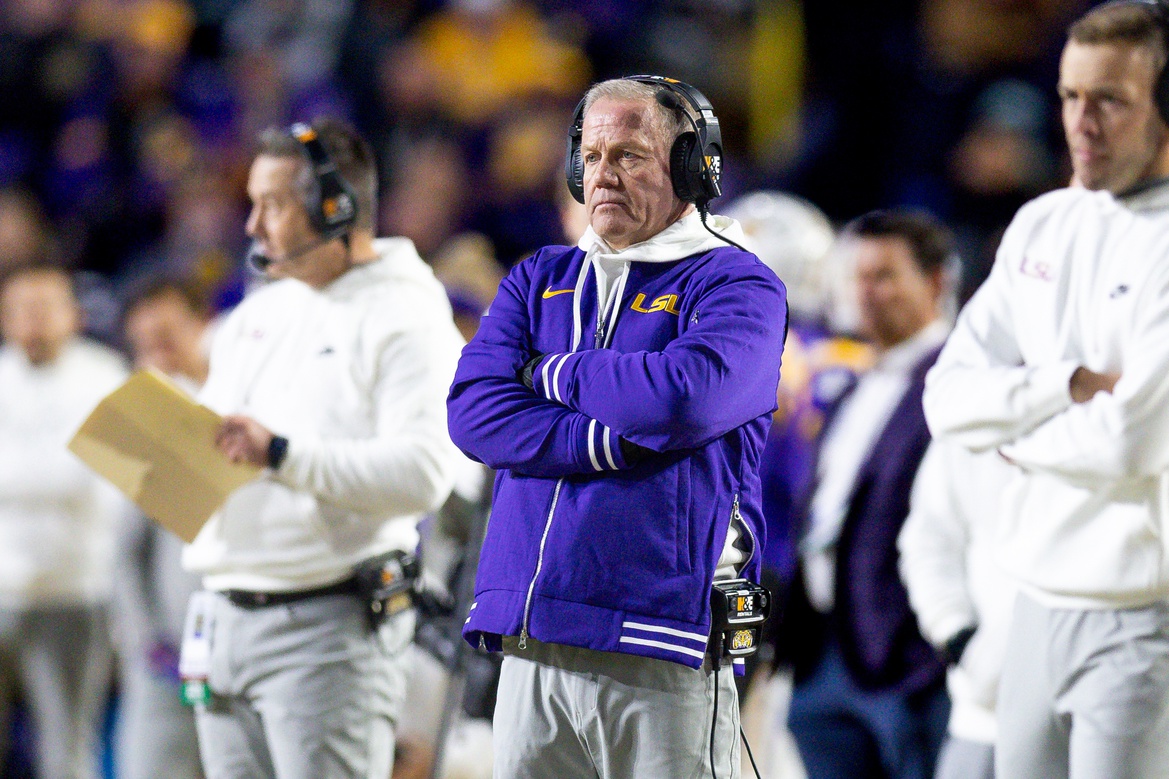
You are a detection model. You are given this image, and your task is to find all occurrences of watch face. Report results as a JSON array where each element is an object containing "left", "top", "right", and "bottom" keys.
[{"left": 267, "top": 436, "right": 289, "bottom": 469}]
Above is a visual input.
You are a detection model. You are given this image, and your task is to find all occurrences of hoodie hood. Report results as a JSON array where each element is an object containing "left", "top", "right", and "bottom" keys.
[
  {"left": 568, "top": 211, "right": 748, "bottom": 351},
  {"left": 576, "top": 210, "right": 747, "bottom": 264}
]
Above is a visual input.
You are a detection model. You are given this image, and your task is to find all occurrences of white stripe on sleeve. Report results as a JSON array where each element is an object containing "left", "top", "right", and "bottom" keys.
[
  {"left": 586, "top": 419, "right": 602, "bottom": 471},
  {"left": 602, "top": 426, "right": 618, "bottom": 470},
  {"left": 551, "top": 354, "right": 571, "bottom": 403},
  {"left": 540, "top": 354, "right": 557, "bottom": 400}
]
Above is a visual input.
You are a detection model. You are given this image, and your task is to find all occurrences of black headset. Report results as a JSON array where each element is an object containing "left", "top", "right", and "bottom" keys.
[
  {"left": 1096, "top": 0, "right": 1169, "bottom": 124},
  {"left": 289, "top": 122, "right": 359, "bottom": 242},
  {"left": 565, "top": 75, "right": 724, "bottom": 209}
]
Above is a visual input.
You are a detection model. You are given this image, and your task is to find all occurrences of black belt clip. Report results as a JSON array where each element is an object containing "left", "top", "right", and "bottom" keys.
[
  {"left": 353, "top": 550, "right": 420, "bottom": 630},
  {"left": 709, "top": 578, "right": 771, "bottom": 670}
]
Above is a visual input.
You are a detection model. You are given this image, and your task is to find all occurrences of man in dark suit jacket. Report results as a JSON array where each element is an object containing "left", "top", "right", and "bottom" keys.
[{"left": 784, "top": 210, "right": 954, "bottom": 779}]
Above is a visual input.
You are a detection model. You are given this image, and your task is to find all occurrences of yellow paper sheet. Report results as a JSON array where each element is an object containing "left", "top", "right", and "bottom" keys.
[{"left": 68, "top": 369, "right": 260, "bottom": 542}]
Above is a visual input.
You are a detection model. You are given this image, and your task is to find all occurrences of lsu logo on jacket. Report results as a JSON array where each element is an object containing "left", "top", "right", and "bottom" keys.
[{"left": 631, "top": 293, "right": 681, "bottom": 315}]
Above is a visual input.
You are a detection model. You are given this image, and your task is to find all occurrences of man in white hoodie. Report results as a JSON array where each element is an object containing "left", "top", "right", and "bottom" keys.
[
  {"left": 0, "top": 262, "right": 127, "bottom": 779},
  {"left": 924, "top": 2, "right": 1169, "bottom": 776},
  {"left": 181, "top": 117, "right": 465, "bottom": 779}
]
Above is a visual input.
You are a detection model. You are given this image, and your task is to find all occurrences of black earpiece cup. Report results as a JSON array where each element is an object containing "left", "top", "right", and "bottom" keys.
[
  {"left": 670, "top": 132, "right": 697, "bottom": 202},
  {"left": 565, "top": 97, "right": 588, "bottom": 205},
  {"left": 565, "top": 137, "right": 585, "bottom": 204},
  {"left": 312, "top": 174, "right": 358, "bottom": 241}
]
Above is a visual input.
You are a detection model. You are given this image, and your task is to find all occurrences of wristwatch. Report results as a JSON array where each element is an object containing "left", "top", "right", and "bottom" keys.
[{"left": 267, "top": 435, "right": 290, "bottom": 470}]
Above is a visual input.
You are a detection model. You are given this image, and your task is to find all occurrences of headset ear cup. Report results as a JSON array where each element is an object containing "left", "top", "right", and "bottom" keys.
[
  {"left": 565, "top": 136, "right": 585, "bottom": 204},
  {"left": 670, "top": 132, "right": 697, "bottom": 202},
  {"left": 565, "top": 96, "right": 588, "bottom": 205},
  {"left": 313, "top": 174, "right": 358, "bottom": 241}
]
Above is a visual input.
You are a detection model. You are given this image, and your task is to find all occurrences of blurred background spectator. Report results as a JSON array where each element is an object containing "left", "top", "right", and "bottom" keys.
[
  {"left": 0, "top": 264, "right": 127, "bottom": 779},
  {"left": 112, "top": 278, "right": 209, "bottom": 779}
]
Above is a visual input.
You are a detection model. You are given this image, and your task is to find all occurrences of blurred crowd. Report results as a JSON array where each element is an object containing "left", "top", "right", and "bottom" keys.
[{"left": 0, "top": 0, "right": 1096, "bottom": 341}]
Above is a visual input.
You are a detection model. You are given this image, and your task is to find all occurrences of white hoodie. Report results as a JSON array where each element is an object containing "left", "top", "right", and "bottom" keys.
[
  {"left": 899, "top": 442, "right": 1017, "bottom": 744},
  {"left": 571, "top": 209, "right": 748, "bottom": 350},
  {"left": 0, "top": 339, "right": 127, "bottom": 606},
  {"left": 924, "top": 182, "right": 1169, "bottom": 608},
  {"left": 184, "top": 238, "right": 466, "bottom": 592}
]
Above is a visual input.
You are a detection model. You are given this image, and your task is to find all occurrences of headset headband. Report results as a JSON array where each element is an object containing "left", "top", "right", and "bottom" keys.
[
  {"left": 291, "top": 123, "right": 334, "bottom": 173},
  {"left": 289, "top": 122, "right": 358, "bottom": 240},
  {"left": 625, "top": 75, "right": 716, "bottom": 123}
]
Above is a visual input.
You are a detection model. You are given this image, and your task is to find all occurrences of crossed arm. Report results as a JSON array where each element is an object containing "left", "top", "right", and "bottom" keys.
[
  {"left": 925, "top": 249, "right": 1169, "bottom": 482},
  {"left": 446, "top": 259, "right": 787, "bottom": 477}
]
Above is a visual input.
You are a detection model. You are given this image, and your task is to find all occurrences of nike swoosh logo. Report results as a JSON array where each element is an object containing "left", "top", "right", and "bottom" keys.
[{"left": 542, "top": 288, "right": 574, "bottom": 299}]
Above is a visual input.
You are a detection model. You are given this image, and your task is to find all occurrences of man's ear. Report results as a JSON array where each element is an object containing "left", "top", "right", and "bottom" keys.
[
  {"left": 71, "top": 298, "right": 86, "bottom": 335},
  {"left": 928, "top": 265, "right": 949, "bottom": 304}
]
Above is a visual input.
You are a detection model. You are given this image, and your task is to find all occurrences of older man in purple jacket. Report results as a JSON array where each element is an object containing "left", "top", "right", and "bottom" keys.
[{"left": 447, "top": 76, "right": 787, "bottom": 778}]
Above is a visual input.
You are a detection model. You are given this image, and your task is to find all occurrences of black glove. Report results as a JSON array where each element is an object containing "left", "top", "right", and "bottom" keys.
[
  {"left": 518, "top": 353, "right": 544, "bottom": 390},
  {"left": 941, "top": 625, "right": 977, "bottom": 667},
  {"left": 619, "top": 437, "right": 656, "bottom": 465}
]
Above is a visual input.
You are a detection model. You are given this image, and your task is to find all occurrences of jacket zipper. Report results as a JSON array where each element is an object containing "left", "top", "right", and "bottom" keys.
[
  {"left": 525, "top": 256, "right": 596, "bottom": 646},
  {"left": 520, "top": 478, "right": 564, "bottom": 648},
  {"left": 594, "top": 261, "right": 629, "bottom": 348},
  {"left": 525, "top": 259, "right": 623, "bottom": 647},
  {"left": 731, "top": 492, "right": 759, "bottom": 571}
]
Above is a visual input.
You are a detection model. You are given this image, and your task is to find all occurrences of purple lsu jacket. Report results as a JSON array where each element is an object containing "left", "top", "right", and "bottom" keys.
[{"left": 446, "top": 241, "right": 787, "bottom": 669}]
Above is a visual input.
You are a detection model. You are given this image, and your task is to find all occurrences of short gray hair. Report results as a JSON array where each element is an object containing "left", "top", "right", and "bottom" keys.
[{"left": 581, "top": 79, "right": 692, "bottom": 148}]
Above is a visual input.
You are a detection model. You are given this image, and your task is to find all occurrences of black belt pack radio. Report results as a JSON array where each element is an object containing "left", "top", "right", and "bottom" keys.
[
  {"left": 709, "top": 578, "right": 771, "bottom": 666},
  {"left": 354, "top": 550, "right": 419, "bottom": 629}
]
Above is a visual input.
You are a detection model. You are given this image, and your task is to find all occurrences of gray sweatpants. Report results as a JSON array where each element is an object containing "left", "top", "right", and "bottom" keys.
[
  {"left": 494, "top": 637, "right": 740, "bottom": 779},
  {"left": 193, "top": 592, "right": 412, "bottom": 779},
  {"left": 0, "top": 604, "right": 112, "bottom": 779},
  {"left": 934, "top": 736, "right": 993, "bottom": 779},
  {"left": 996, "top": 593, "right": 1169, "bottom": 779}
]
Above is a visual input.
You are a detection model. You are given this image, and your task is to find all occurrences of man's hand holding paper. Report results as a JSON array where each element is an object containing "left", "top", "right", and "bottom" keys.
[{"left": 68, "top": 369, "right": 260, "bottom": 543}]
